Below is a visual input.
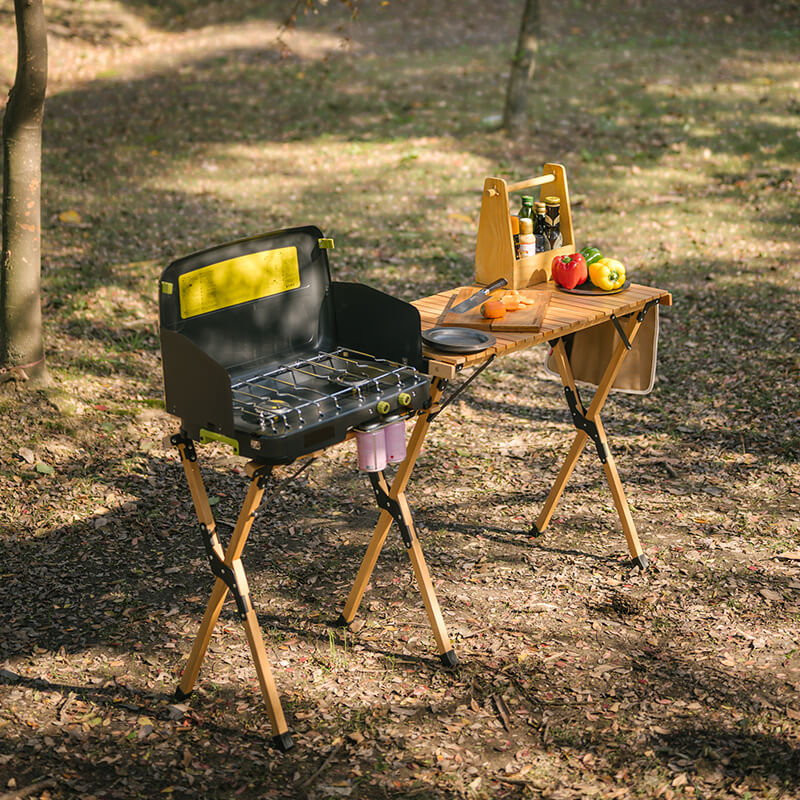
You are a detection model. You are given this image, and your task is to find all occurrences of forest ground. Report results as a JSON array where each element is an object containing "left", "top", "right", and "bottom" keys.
[{"left": 0, "top": 0, "right": 799, "bottom": 797}]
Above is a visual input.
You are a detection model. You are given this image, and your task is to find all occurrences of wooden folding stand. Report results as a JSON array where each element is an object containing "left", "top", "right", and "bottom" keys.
[
  {"left": 169, "top": 378, "right": 458, "bottom": 751},
  {"left": 532, "top": 301, "right": 661, "bottom": 568},
  {"left": 170, "top": 434, "right": 294, "bottom": 752},
  {"left": 335, "top": 377, "right": 458, "bottom": 667}
]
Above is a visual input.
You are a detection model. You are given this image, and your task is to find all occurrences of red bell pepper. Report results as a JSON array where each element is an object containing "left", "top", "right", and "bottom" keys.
[{"left": 551, "top": 252, "right": 588, "bottom": 289}]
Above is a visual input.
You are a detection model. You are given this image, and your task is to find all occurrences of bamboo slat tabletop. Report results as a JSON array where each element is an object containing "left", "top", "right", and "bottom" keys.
[{"left": 415, "top": 282, "right": 672, "bottom": 372}]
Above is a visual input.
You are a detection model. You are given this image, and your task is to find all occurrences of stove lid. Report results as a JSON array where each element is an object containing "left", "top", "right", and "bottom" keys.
[{"left": 159, "top": 225, "right": 333, "bottom": 372}]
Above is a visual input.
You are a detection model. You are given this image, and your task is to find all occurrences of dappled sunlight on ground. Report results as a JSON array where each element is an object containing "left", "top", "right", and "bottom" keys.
[{"left": 1, "top": 0, "right": 799, "bottom": 796}]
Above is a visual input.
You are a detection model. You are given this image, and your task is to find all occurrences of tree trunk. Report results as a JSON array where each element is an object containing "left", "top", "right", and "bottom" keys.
[
  {"left": 1, "top": 0, "right": 48, "bottom": 385},
  {"left": 502, "top": 0, "right": 540, "bottom": 135}
]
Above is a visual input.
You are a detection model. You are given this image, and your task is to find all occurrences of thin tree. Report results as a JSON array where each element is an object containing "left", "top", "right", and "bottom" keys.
[
  {"left": 1, "top": 0, "right": 49, "bottom": 386},
  {"left": 502, "top": 0, "right": 540, "bottom": 134}
]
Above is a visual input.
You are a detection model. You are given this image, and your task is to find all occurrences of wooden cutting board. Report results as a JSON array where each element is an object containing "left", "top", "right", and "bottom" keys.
[{"left": 437, "top": 286, "right": 551, "bottom": 331}]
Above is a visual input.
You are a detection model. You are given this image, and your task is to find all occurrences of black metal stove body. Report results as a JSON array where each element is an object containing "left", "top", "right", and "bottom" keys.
[{"left": 159, "top": 226, "right": 431, "bottom": 462}]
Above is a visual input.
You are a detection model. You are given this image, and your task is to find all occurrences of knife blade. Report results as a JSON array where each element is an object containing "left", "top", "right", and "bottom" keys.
[{"left": 448, "top": 278, "right": 508, "bottom": 314}]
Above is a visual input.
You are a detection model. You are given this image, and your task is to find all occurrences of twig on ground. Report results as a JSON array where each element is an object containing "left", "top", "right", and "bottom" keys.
[
  {"left": 492, "top": 693, "right": 512, "bottom": 732},
  {"left": 295, "top": 740, "right": 344, "bottom": 792},
  {"left": 495, "top": 775, "right": 532, "bottom": 787},
  {"left": 0, "top": 778, "right": 57, "bottom": 800},
  {"left": 58, "top": 691, "right": 75, "bottom": 723}
]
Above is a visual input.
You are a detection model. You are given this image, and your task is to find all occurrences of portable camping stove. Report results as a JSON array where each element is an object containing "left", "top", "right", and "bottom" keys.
[{"left": 158, "top": 226, "right": 457, "bottom": 751}]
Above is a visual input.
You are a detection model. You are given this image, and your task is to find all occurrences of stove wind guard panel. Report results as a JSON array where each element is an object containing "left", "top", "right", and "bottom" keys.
[{"left": 159, "top": 226, "right": 431, "bottom": 462}]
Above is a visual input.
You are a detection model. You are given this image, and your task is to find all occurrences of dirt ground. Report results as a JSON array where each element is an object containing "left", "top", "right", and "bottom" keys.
[{"left": 1, "top": 1, "right": 799, "bottom": 798}]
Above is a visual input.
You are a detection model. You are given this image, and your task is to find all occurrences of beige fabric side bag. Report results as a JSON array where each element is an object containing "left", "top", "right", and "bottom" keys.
[{"left": 544, "top": 305, "right": 659, "bottom": 394}]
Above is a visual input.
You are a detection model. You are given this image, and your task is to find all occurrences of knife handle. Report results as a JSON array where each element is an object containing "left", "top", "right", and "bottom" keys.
[{"left": 484, "top": 278, "right": 508, "bottom": 294}]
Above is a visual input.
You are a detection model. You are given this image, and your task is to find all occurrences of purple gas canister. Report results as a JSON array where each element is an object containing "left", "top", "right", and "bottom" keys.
[
  {"left": 355, "top": 422, "right": 387, "bottom": 472},
  {"left": 383, "top": 415, "right": 407, "bottom": 464}
]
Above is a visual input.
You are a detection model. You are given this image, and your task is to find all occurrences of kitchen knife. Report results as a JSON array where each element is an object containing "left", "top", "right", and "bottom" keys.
[{"left": 448, "top": 278, "right": 508, "bottom": 314}]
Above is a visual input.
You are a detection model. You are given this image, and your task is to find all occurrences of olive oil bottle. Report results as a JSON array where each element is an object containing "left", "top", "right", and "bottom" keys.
[{"left": 534, "top": 201, "right": 550, "bottom": 252}]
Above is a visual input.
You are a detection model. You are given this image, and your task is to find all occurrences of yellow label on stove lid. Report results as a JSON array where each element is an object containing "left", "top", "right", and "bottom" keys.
[{"left": 178, "top": 246, "right": 301, "bottom": 319}]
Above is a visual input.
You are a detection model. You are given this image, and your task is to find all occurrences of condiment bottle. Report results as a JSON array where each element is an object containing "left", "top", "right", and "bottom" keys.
[
  {"left": 534, "top": 201, "right": 550, "bottom": 252},
  {"left": 518, "top": 217, "right": 536, "bottom": 258},
  {"left": 544, "top": 195, "right": 563, "bottom": 250},
  {"left": 510, "top": 214, "right": 521, "bottom": 259}
]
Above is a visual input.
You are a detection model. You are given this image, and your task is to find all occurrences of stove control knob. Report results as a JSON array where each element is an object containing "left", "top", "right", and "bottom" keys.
[
  {"left": 398, "top": 393, "right": 412, "bottom": 407},
  {"left": 376, "top": 400, "right": 391, "bottom": 415}
]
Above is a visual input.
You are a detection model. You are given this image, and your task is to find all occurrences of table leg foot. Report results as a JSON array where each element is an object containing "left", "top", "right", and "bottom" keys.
[
  {"left": 174, "top": 686, "right": 192, "bottom": 701},
  {"left": 529, "top": 522, "right": 544, "bottom": 538},
  {"left": 272, "top": 732, "right": 295, "bottom": 752},
  {"left": 630, "top": 553, "right": 649, "bottom": 571},
  {"left": 333, "top": 613, "right": 350, "bottom": 629},
  {"left": 439, "top": 649, "right": 459, "bottom": 669}
]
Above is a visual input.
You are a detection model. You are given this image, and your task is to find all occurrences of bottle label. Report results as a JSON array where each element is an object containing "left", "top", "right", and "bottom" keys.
[
  {"left": 545, "top": 212, "right": 560, "bottom": 227},
  {"left": 519, "top": 241, "right": 537, "bottom": 258}
]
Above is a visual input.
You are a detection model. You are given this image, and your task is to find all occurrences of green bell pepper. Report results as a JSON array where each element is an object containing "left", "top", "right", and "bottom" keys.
[{"left": 579, "top": 246, "right": 603, "bottom": 266}]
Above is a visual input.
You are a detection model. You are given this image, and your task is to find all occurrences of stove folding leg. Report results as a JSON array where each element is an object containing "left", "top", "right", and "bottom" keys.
[
  {"left": 339, "top": 381, "right": 458, "bottom": 668},
  {"left": 337, "top": 510, "right": 393, "bottom": 627},
  {"left": 533, "top": 317, "right": 649, "bottom": 570},
  {"left": 401, "top": 498, "right": 458, "bottom": 668},
  {"left": 173, "top": 439, "right": 293, "bottom": 751},
  {"left": 174, "top": 578, "right": 227, "bottom": 700}
]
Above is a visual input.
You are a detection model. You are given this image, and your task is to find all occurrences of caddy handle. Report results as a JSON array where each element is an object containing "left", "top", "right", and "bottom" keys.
[{"left": 506, "top": 174, "right": 556, "bottom": 193}]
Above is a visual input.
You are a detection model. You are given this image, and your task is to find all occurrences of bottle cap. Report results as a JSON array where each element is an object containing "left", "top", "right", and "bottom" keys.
[
  {"left": 534, "top": 201, "right": 546, "bottom": 212},
  {"left": 544, "top": 195, "right": 561, "bottom": 206},
  {"left": 510, "top": 215, "right": 520, "bottom": 234},
  {"left": 519, "top": 217, "right": 533, "bottom": 234},
  {"left": 521, "top": 195, "right": 534, "bottom": 204}
]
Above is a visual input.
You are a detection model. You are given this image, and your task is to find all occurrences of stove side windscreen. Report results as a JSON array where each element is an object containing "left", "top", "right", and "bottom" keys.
[{"left": 330, "top": 282, "right": 429, "bottom": 374}]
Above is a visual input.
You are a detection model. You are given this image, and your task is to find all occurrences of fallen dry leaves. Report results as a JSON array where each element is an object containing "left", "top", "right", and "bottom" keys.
[{"left": 1, "top": 0, "right": 800, "bottom": 798}]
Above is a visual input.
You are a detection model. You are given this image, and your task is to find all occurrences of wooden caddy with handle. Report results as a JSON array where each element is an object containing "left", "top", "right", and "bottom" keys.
[{"left": 475, "top": 163, "right": 575, "bottom": 289}]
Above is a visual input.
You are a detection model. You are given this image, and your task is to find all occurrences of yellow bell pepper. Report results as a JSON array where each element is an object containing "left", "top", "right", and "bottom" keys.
[{"left": 589, "top": 257, "right": 626, "bottom": 291}]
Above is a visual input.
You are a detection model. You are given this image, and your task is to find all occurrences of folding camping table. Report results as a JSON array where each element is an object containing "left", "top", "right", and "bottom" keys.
[
  {"left": 170, "top": 280, "right": 670, "bottom": 750},
  {"left": 339, "top": 280, "right": 671, "bottom": 664},
  {"left": 407, "top": 281, "right": 672, "bottom": 564}
]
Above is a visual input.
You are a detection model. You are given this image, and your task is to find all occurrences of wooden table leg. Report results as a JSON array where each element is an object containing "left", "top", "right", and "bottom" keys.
[
  {"left": 587, "top": 413, "right": 646, "bottom": 566},
  {"left": 241, "top": 607, "right": 291, "bottom": 750},
  {"left": 176, "top": 578, "right": 228, "bottom": 699},
  {"left": 533, "top": 429, "right": 588, "bottom": 535},
  {"left": 534, "top": 339, "right": 589, "bottom": 535},
  {"left": 175, "top": 437, "right": 225, "bottom": 698},
  {"left": 534, "top": 316, "right": 649, "bottom": 567},
  {"left": 339, "top": 380, "right": 442, "bottom": 623},
  {"left": 603, "top": 452, "right": 646, "bottom": 566}
]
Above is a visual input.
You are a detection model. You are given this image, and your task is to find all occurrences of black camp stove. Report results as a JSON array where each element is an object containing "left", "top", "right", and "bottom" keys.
[
  {"left": 228, "top": 348, "right": 428, "bottom": 462},
  {"left": 159, "top": 225, "right": 431, "bottom": 461},
  {"left": 157, "top": 226, "right": 456, "bottom": 753}
]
